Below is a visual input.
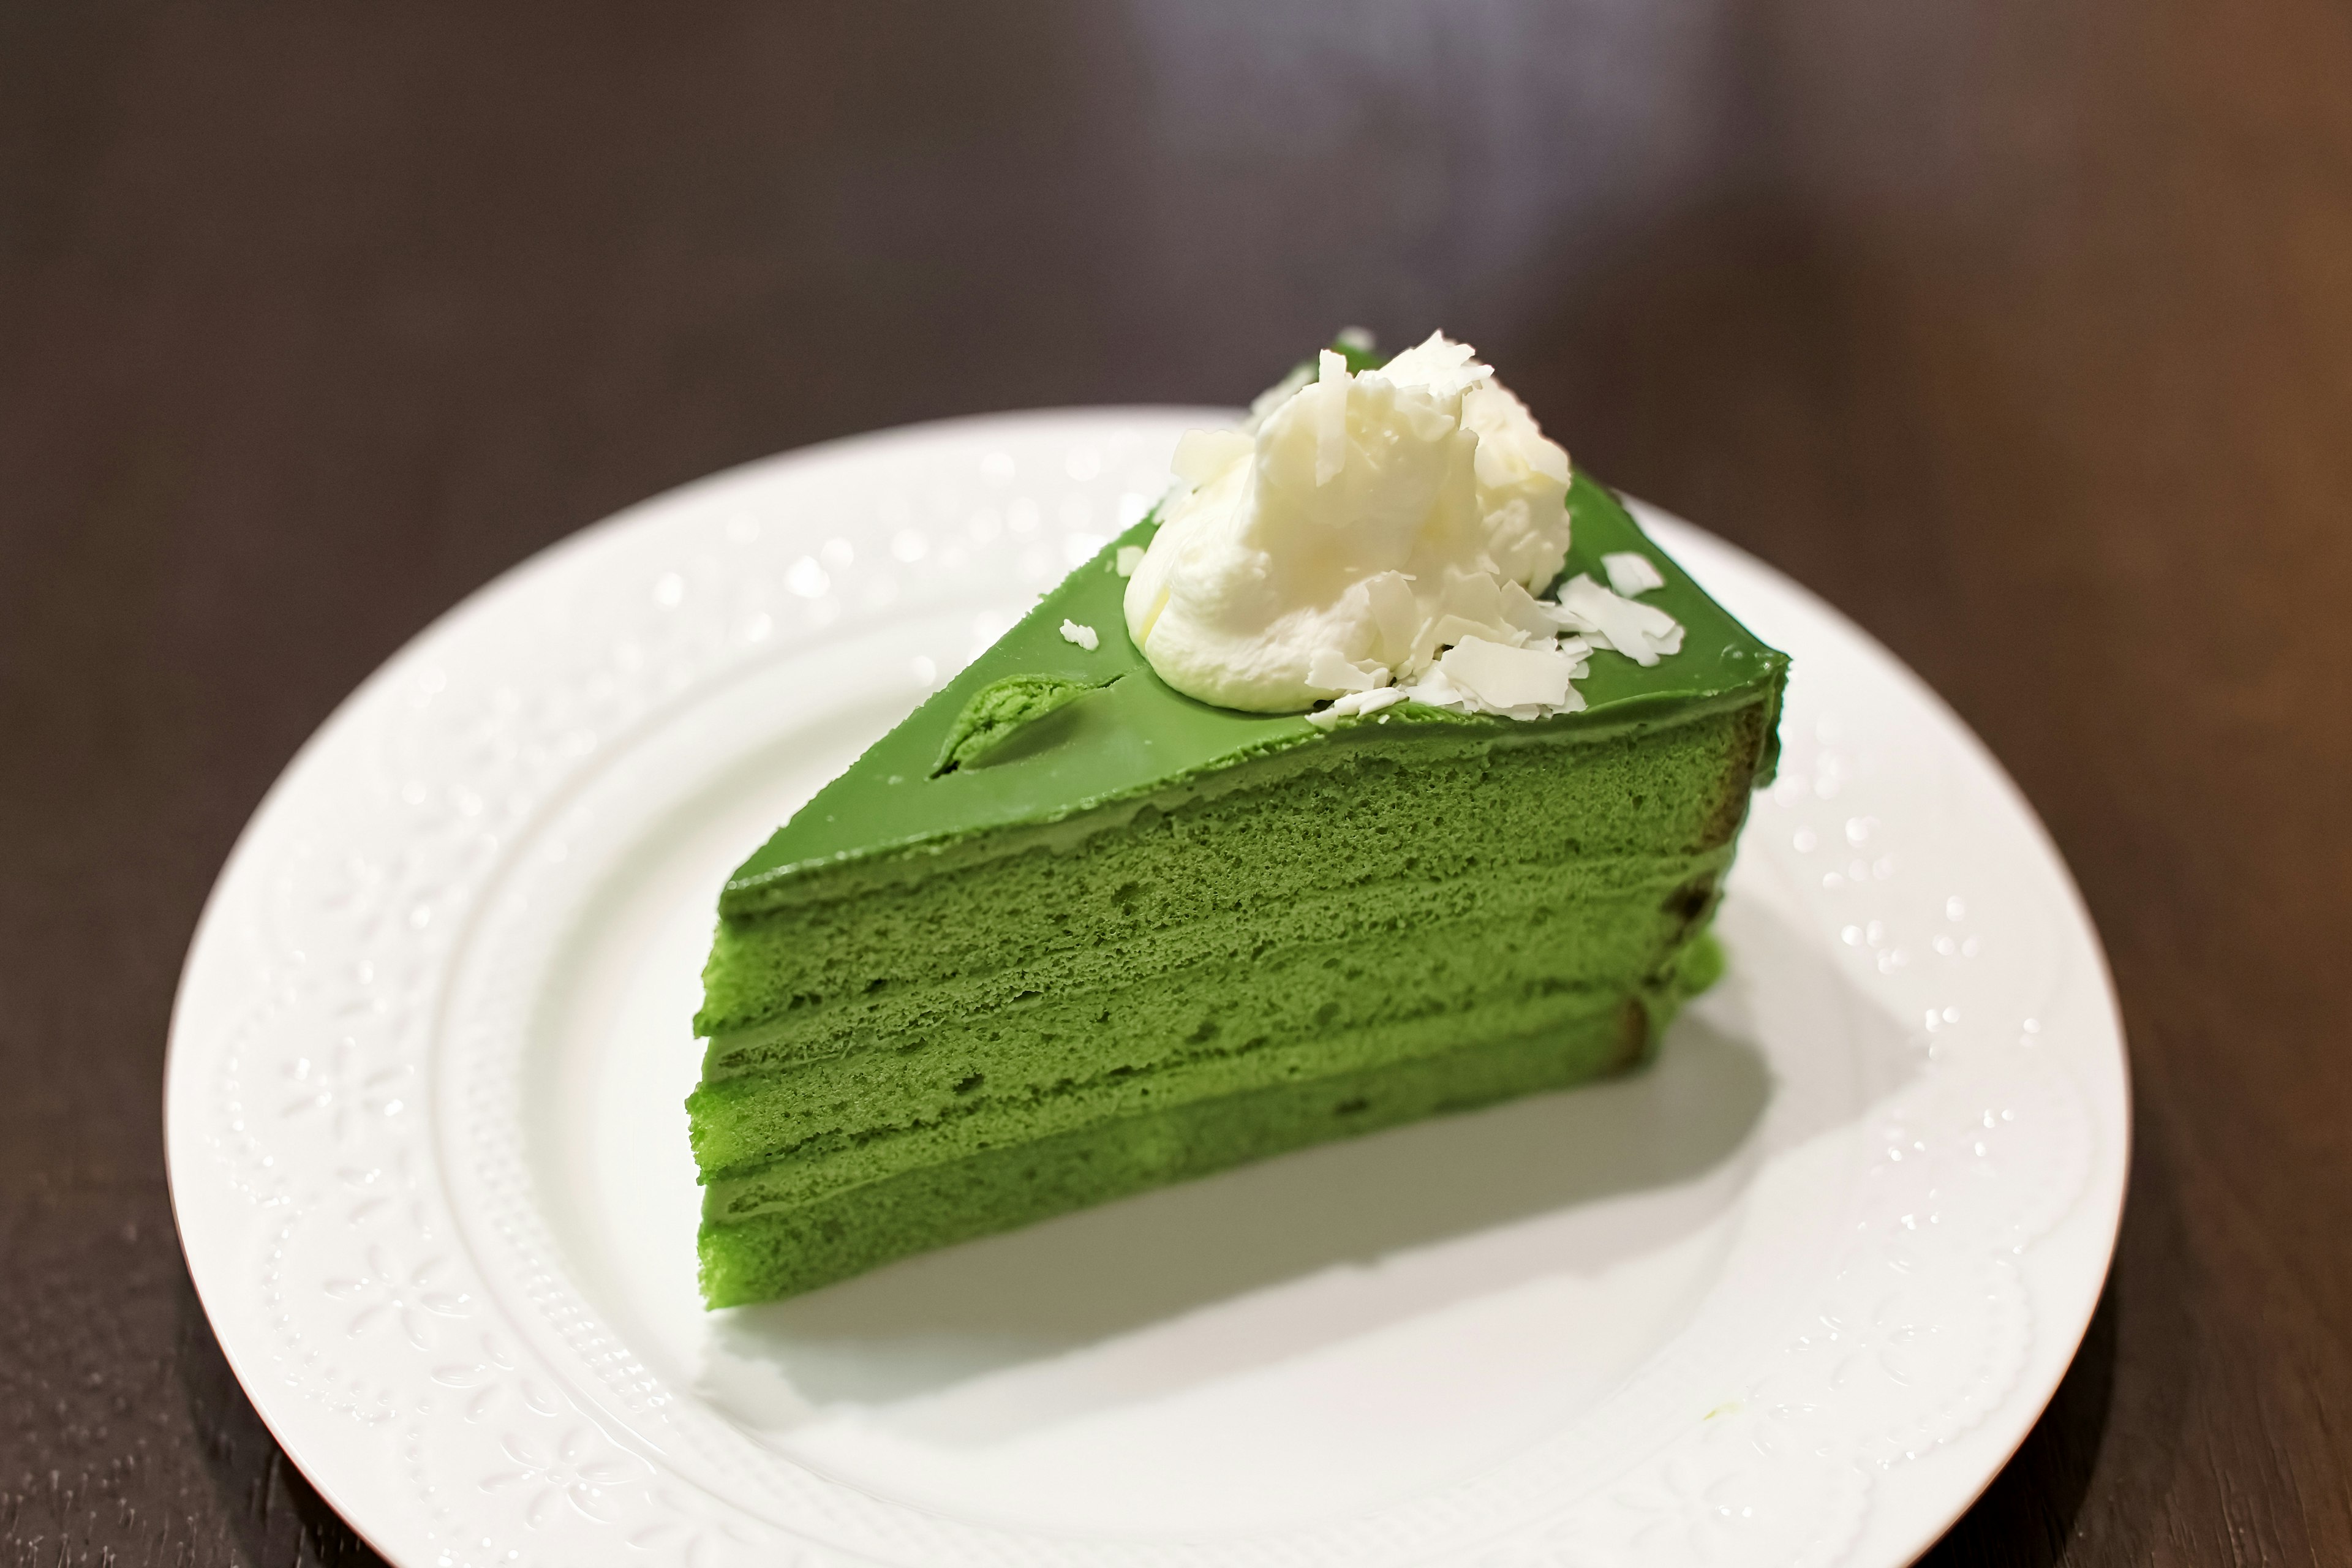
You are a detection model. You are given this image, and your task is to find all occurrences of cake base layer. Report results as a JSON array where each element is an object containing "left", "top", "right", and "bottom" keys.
[{"left": 698, "top": 988, "right": 1670, "bottom": 1308}]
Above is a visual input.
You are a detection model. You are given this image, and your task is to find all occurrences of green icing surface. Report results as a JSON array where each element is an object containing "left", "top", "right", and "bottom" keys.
[
  {"left": 689, "top": 460, "right": 1789, "bottom": 1309},
  {"left": 720, "top": 473, "right": 1784, "bottom": 915}
]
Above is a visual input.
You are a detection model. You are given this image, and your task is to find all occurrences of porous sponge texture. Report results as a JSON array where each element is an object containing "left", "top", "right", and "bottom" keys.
[
  {"left": 695, "top": 706, "right": 1761, "bottom": 1041},
  {"left": 689, "top": 698, "right": 1770, "bottom": 1308},
  {"left": 699, "top": 1004, "right": 1651, "bottom": 1306}
]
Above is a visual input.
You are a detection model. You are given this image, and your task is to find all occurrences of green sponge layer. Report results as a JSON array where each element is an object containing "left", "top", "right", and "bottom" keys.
[
  {"left": 699, "top": 997, "right": 1657, "bottom": 1308},
  {"left": 695, "top": 704, "right": 1761, "bottom": 1045}
]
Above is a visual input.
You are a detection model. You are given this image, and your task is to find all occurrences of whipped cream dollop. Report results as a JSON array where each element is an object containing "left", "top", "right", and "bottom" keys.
[{"left": 1122, "top": 333, "right": 1681, "bottom": 718}]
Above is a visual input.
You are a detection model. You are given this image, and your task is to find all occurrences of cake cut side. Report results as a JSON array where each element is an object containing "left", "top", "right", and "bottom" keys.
[{"left": 688, "top": 473, "right": 1785, "bottom": 1308}]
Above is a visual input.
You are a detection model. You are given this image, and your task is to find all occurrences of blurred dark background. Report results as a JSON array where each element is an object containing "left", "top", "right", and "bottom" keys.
[{"left": 4, "top": 2, "right": 2348, "bottom": 1564}]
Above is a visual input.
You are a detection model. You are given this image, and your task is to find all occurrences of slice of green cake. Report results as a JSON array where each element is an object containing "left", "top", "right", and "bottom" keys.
[{"left": 687, "top": 455, "right": 1786, "bottom": 1308}]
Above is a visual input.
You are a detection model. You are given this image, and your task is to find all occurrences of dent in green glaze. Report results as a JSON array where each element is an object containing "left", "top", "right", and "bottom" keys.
[{"left": 932, "top": 673, "right": 1123, "bottom": 775}]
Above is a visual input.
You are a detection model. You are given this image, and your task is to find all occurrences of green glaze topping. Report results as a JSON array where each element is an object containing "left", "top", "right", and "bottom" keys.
[{"left": 721, "top": 473, "right": 1787, "bottom": 915}]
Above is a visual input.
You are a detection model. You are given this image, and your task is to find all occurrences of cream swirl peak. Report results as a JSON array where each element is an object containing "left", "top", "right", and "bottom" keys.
[{"left": 1122, "top": 333, "right": 1671, "bottom": 717}]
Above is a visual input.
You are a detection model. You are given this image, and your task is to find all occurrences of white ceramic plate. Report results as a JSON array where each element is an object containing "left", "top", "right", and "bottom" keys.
[{"left": 166, "top": 410, "right": 2127, "bottom": 1568}]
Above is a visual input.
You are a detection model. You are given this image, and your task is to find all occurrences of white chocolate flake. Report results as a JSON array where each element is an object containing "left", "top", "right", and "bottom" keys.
[{"left": 1601, "top": 550, "right": 1667, "bottom": 598}]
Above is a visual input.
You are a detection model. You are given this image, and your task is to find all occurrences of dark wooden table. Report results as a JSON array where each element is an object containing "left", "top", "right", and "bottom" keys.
[{"left": 5, "top": 3, "right": 2347, "bottom": 1563}]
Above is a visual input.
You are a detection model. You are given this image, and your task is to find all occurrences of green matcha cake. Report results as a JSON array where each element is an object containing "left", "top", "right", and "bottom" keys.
[{"left": 689, "top": 336, "right": 1786, "bottom": 1308}]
